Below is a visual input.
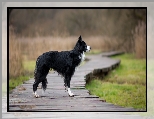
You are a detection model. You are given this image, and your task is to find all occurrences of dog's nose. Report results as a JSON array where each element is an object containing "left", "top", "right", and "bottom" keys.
[{"left": 89, "top": 46, "right": 91, "bottom": 50}]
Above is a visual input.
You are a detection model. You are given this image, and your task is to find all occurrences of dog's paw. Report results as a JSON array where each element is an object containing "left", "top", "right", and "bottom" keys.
[
  {"left": 69, "top": 93, "right": 74, "bottom": 97},
  {"left": 67, "top": 88, "right": 74, "bottom": 97},
  {"left": 33, "top": 92, "right": 40, "bottom": 98},
  {"left": 35, "top": 94, "right": 40, "bottom": 98}
]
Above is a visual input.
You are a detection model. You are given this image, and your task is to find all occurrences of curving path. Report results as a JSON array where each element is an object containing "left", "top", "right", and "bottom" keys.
[{"left": 3, "top": 52, "right": 145, "bottom": 118}]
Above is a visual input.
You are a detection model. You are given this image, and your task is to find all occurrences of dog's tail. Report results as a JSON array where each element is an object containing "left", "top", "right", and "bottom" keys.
[{"left": 34, "top": 56, "right": 41, "bottom": 80}]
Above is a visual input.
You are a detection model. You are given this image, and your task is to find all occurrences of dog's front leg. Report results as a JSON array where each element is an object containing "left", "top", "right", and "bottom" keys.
[
  {"left": 67, "top": 88, "right": 74, "bottom": 97},
  {"left": 66, "top": 79, "right": 74, "bottom": 97},
  {"left": 64, "top": 78, "right": 67, "bottom": 91}
]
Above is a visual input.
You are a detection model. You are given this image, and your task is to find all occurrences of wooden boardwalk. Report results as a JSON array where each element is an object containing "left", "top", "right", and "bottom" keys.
[
  {"left": 8, "top": 51, "right": 140, "bottom": 112},
  {"left": 2, "top": 52, "right": 147, "bottom": 118}
]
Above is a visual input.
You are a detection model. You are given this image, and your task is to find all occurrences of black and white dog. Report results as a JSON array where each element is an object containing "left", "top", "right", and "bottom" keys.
[{"left": 33, "top": 36, "right": 91, "bottom": 97}]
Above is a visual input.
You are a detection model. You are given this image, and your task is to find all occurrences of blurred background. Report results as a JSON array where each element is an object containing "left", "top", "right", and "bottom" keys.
[
  {"left": 1, "top": 2, "right": 153, "bottom": 117},
  {"left": 9, "top": 8, "right": 146, "bottom": 81}
]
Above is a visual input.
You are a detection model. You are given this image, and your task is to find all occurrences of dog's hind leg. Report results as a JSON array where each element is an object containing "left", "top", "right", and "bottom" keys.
[
  {"left": 40, "top": 65, "right": 50, "bottom": 96},
  {"left": 33, "top": 66, "right": 49, "bottom": 98},
  {"left": 42, "top": 78, "right": 48, "bottom": 96},
  {"left": 33, "top": 81, "right": 40, "bottom": 98}
]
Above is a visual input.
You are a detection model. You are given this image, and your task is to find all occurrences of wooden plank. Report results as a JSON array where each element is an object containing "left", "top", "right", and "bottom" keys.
[{"left": 9, "top": 52, "right": 137, "bottom": 112}]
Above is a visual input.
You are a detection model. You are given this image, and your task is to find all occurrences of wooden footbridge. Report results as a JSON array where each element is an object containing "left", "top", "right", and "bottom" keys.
[{"left": 2, "top": 51, "right": 145, "bottom": 118}]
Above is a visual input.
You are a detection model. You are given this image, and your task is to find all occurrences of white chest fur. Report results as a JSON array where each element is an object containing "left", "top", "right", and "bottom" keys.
[{"left": 79, "top": 52, "right": 85, "bottom": 62}]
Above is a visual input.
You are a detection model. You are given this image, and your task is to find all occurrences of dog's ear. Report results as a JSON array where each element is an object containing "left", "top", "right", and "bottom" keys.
[{"left": 78, "top": 35, "right": 82, "bottom": 42}]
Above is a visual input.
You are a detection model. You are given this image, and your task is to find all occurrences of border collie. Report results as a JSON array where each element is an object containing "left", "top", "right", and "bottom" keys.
[{"left": 33, "top": 35, "right": 91, "bottom": 97}]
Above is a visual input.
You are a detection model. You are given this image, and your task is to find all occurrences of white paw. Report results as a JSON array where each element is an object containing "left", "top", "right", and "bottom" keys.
[
  {"left": 69, "top": 92, "right": 74, "bottom": 97},
  {"left": 33, "top": 92, "right": 40, "bottom": 98},
  {"left": 67, "top": 88, "right": 74, "bottom": 97}
]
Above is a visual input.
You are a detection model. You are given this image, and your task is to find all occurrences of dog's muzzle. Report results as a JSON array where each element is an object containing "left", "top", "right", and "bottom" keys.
[{"left": 86, "top": 46, "right": 91, "bottom": 52}]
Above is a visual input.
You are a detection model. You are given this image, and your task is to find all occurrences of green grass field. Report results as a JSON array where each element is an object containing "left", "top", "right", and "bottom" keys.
[
  {"left": 86, "top": 54, "right": 146, "bottom": 110},
  {"left": 23, "top": 60, "right": 36, "bottom": 72},
  {"left": 9, "top": 60, "right": 36, "bottom": 91},
  {"left": 9, "top": 76, "right": 30, "bottom": 91}
]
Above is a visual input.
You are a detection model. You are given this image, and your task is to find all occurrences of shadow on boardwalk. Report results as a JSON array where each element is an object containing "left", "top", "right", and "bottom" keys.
[{"left": 8, "top": 51, "right": 139, "bottom": 112}]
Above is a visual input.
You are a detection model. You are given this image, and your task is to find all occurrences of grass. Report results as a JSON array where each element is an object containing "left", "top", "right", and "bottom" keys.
[
  {"left": 105, "top": 54, "right": 146, "bottom": 85},
  {"left": 86, "top": 53, "right": 146, "bottom": 110},
  {"left": 20, "top": 36, "right": 108, "bottom": 60},
  {"left": 85, "top": 49, "right": 102, "bottom": 55},
  {"left": 9, "top": 76, "right": 30, "bottom": 91},
  {"left": 9, "top": 60, "right": 36, "bottom": 91},
  {"left": 23, "top": 60, "right": 36, "bottom": 72}
]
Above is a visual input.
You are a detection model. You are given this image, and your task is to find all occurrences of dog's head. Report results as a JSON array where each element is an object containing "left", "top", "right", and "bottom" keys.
[{"left": 74, "top": 35, "right": 91, "bottom": 53}]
